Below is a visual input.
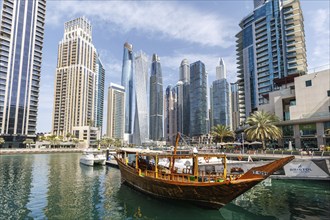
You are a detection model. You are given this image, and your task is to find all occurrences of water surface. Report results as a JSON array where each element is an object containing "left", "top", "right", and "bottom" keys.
[{"left": 0, "top": 153, "right": 329, "bottom": 219}]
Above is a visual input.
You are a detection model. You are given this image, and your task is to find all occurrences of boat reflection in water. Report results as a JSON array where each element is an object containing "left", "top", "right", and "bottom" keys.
[{"left": 116, "top": 183, "right": 277, "bottom": 220}]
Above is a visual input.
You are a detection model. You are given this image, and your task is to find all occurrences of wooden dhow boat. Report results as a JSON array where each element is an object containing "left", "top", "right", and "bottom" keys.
[{"left": 115, "top": 135, "right": 294, "bottom": 209}]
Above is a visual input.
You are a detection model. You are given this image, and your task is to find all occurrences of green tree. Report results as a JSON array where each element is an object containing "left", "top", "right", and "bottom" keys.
[
  {"left": 23, "top": 139, "right": 34, "bottom": 148},
  {"left": 101, "top": 137, "right": 113, "bottom": 148},
  {"left": 113, "top": 138, "right": 122, "bottom": 148},
  {"left": 72, "top": 138, "right": 79, "bottom": 148},
  {"left": 244, "top": 110, "right": 282, "bottom": 151},
  {"left": 66, "top": 133, "right": 73, "bottom": 141},
  {"left": 0, "top": 138, "right": 5, "bottom": 148},
  {"left": 211, "top": 125, "right": 235, "bottom": 143}
]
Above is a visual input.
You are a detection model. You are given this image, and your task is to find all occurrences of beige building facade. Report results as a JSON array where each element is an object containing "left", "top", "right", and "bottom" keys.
[
  {"left": 259, "top": 69, "right": 330, "bottom": 149},
  {"left": 52, "top": 17, "right": 100, "bottom": 145},
  {"left": 107, "top": 83, "right": 125, "bottom": 140}
]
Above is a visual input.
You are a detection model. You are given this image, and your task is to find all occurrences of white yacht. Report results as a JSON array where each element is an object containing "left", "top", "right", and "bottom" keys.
[{"left": 80, "top": 149, "right": 106, "bottom": 166}]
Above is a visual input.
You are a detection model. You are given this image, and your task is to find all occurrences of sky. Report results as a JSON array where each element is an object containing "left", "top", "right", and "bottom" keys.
[{"left": 37, "top": 0, "right": 330, "bottom": 133}]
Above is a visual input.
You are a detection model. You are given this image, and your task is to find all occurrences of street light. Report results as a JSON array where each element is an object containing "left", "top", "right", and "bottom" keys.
[{"left": 242, "top": 133, "right": 245, "bottom": 154}]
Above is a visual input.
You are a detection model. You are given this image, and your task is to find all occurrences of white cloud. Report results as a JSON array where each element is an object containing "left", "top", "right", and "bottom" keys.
[
  {"left": 308, "top": 9, "right": 330, "bottom": 70},
  {"left": 46, "top": 1, "right": 237, "bottom": 48}
]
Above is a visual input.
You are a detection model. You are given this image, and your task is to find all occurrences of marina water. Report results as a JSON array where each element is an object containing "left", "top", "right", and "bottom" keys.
[{"left": 0, "top": 153, "right": 329, "bottom": 219}]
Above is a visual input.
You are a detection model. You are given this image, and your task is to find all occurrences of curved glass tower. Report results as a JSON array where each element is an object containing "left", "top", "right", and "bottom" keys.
[
  {"left": 121, "top": 42, "right": 134, "bottom": 134},
  {"left": 133, "top": 51, "right": 149, "bottom": 145},
  {"left": 149, "top": 54, "right": 163, "bottom": 141}
]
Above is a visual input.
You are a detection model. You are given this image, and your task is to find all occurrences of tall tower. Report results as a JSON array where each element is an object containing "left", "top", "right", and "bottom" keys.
[
  {"left": 216, "top": 58, "right": 226, "bottom": 80},
  {"left": 52, "top": 17, "right": 98, "bottom": 138},
  {"left": 133, "top": 51, "right": 149, "bottom": 145},
  {"left": 149, "top": 54, "right": 163, "bottom": 141},
  {"left": 189, "top": 61, "right": 208, "bottom": 137},
  {"left": 0, "top": 0, "right": 46, "bottom": 146},
  {"left": 230, "top": 82, "right": 240, "bottom": 131},
  {"left": 107, "top": 83, "right": 125, "bottom": 139},
  {"left": 212, "top": 58, "right": 231, "bottom": 128},
  {"left": 164, "top": 85, "right": 177, "bottom": 144},
  {"left": 179, "top": 59, "right": 190, "bottom": 83},
  {"left": 121, "top": 42, "right": 134, "bottom": 135},
  {"left": 95, "top": 57, "right": 105, "bottom": 135},
  {"left": 236, "top": 0, "right": 307, "bottom": 123}
]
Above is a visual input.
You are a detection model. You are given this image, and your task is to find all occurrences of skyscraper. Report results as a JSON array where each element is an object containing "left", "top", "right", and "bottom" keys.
[
  {"left": 52, "top": 17, "right": 98, "bottom": 139},
  {"left": 133, "top": 51, "right": 149, "bottom": 145},
  {"left": 190, "top": 61, "right": 208, "bottom": 137},
  {"left": 179, "top": 59, "right": 190, "bottom": 83},
  {"left": 0, "top": 0, "right": 46, "bottom": 147},
  {"left": 149, "top": 54, "right": 163, "bottom": 141},
  {"left": 107, "top": 83, "right": 125, "bottom": 139},
  {"left": 164, "top": 85, "right": 177, "bottom": 144},
  {"left": 121, "top": 42, "right": 134, "bottom": 135},
  {"left": 230, "top": 82, "right": 240, "bottom": 131},
  {"left": 236, "top": 0, "right": 307, "bottom": 123},
  {"left": 211, "top": 58, "right": 231, "bottom": 128},
  {"left": 95, "top": 57, "right": 105, "bottom": 134},
  {"left": 177, "top": 59, "right": 190, "bottom": 137},
  {"left": 216, "top": 58, "right": 226, "bottom": 80}
]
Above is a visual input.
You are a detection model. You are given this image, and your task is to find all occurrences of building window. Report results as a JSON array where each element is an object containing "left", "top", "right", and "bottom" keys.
[
  {"left": 305, "top": 80, "right": 312, "bottom": 87},
  {"left": 327, "top": 90, "right": 330, "bottom": 96}
]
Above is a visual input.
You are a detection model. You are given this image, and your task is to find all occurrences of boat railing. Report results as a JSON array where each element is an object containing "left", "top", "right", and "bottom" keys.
[{"left": 137, "top": 167, "right": 236, "bottom": 183}]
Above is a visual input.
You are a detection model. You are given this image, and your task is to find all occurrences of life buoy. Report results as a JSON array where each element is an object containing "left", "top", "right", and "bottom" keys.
[
  {"left": 237, "top": 156, "right": 242, "bottom": 161},
  {"left": 204, "top": 156, "right": 209, "bottom": 163}
]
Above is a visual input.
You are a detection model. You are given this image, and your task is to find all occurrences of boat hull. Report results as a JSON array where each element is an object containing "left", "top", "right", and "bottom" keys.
[{"left": 116, "top": 158, "right": 263, "bottom": 209}]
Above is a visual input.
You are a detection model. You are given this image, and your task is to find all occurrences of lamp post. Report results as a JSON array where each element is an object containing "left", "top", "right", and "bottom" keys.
[{"left": 242, "top": 133, "right": 245, "bottom": 154}]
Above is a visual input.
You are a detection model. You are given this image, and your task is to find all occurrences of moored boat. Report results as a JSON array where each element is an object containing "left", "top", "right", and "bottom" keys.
[
  {"left": 80, "top": 149, "right": 106, "bottom": 166},
  {"left": 115, "top": 135, "right": 294, "bottom": 209}
]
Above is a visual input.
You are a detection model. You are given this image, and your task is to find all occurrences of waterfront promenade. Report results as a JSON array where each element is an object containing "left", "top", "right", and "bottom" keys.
[{"left": 0, "top": 148, "right": 84, "bottom": 155}]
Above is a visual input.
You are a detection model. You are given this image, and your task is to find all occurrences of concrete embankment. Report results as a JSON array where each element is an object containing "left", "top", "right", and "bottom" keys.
[{"left": 0, "top": 148, "right": 84, "bottom": 155}]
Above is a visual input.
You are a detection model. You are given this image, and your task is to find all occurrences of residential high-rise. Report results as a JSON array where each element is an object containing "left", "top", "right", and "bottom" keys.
[
  {"left": 52, "top": 17, "right": 98, "bottom": 140},
  {"left": 149, "top": 54, "right": 163, "bottom": 141},
  {"left": 164, "top": 85, "right": 177, "bottom": 144},
  {"left": 211, "top": 58, "right": 231, "bottom": 128},
  {"left": 0, "top": 0, "right": 46, "bottom": 147},
  {"left": 236, "top": 0, "right": 307, "bottom": 123},
  {"left": 95, "top": 57, "right": 105, "bottom": 134},
  {"left": 190, "top": 61, "right": 208, "bottom": 137},
  {"left": 121, "top": 42, "right": 134, "bottom": 135},
  {"left": 132, "top": 51, "right": 149, "bottom": 145},
  {"left": 107, "top": 83, "right": 125, "bottom": 139},
  {"left": 230, "top": 82, "right": 240, "bottom": 131}
]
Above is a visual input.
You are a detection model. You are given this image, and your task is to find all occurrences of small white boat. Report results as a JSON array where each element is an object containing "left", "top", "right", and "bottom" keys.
[{"left": 80, "top": 149, "right": 106, "bottom": 166}]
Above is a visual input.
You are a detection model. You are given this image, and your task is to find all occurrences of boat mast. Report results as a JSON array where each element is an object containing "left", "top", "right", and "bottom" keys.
[{"left": 171, "top": 132, "right": 181, "bottom": 173}]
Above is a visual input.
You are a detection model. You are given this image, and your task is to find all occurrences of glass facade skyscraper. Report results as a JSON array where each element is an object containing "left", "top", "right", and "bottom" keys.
[
  {"left": 211, "top": 58, "right": 231, "bottom": 129},
  {"left": 236, "top": 0, "right": 307, "bottom": 123},
  {"left": 133, "top": 51, "right": 149, "bottom": 145},
  {"left": 164, "top": 85, "right": 177, "bottom": 144},
  {"left": 121, "top": 42, "right": 134, "bottom": 134},
  {"left": 95, "top": 57, "right": 105, "bottom": 134},
  {"left": 189, "top": 61, "right": 208, "bottom": 137},
  {"left": 0, "top": 0, "right": 46, "bottom": 146},
  {"left": 212, "top": 79, "right": 231, "bottom": 128},
  {"left": 149, "top": 54, "right": 163, "bottom": 141}
]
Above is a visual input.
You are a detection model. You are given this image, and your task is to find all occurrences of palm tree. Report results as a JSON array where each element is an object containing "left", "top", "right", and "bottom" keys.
[
  {"left": 23, "top": 139, "right": 34, "bottom": 148},
  {"left": 113, "top": 138, "right": 122, "bottom": 148},
  {"left": 211, "top": 124, "right": 235, "bottom": 143},
  {"left": 0, "top": 138, "right": 5, "bottom": 148},
  {"left": 101, "top": 137, "right": 113, "bottom": 148},
  {"left": 72, "top": 138, "right": 79, "bottom": 148},
  {"left": 244, "top": 110, "right": 282, "bottom": 151}
]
